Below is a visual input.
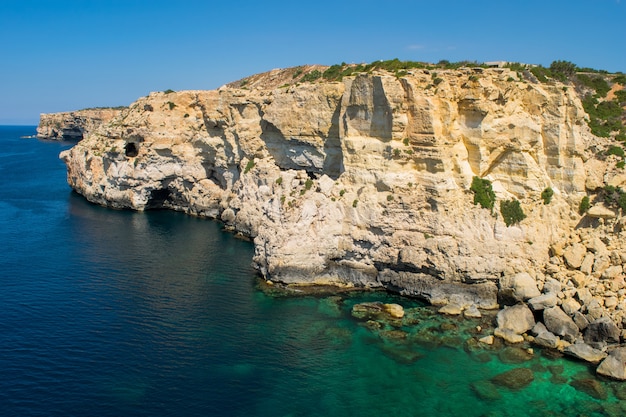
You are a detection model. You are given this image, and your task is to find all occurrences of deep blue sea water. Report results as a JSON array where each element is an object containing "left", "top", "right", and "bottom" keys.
[{"left": 1, "top": 126, "right": 624, "bottom": 417}]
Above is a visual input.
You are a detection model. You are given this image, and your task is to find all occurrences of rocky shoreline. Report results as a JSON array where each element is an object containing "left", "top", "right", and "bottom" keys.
[{"left": 45, "top": 63, "right": 626, "bottom": 381}]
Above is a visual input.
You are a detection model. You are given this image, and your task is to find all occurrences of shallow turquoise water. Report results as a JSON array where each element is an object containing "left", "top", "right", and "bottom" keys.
[{"left": 0, "top": 126, "right": 624, "bottom": 417}]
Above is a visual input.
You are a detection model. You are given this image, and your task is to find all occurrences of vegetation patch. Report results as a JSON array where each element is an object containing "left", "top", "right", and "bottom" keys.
[
  {"left": 602, "top": 186, "right": 626, "bottom": 212},
  {"left": 500, "top": 199, "right": 526, "bottom": 226},
  {"left": 244, "top": 159, "right": 255, "bottom": 173},
  {"left": 541, "top": 187, "right": 554, "bottom": 205},
  {"left": 470, "top": 176, "right": 495, "bottom": 210}
]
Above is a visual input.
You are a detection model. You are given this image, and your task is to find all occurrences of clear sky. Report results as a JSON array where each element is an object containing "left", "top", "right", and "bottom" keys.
[{"left": 1, "top": 0, "right": 624, "bottom": 124}]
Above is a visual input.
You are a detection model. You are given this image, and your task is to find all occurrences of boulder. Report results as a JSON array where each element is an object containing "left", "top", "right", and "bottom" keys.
[
  {"left": 498, "top": 272, "right": 540, "bottom": 304},
  {"left": 534, "top": 330, "right": 559, "bottom": 349},
  {"left": 587, "top": 204, "right": 616, "bottom": 219},
  {"left": 564, "top": 342, "right": 608, "bottom": 364},
  {"left": 479, "top": 335, "right": 494, "bottom": 345},
  {"left": 527, "top": 293, "right": 558, "bottom": 311},
  {"left": 596, "top": 347, "right": 626, "bottom": 380},
  {"left": 438, "top": 303, "right": 462, "bottom": 316},
  {"left": 560, "top": 297, "right": 581, "bottom": 315},
  {"left": 494, "top": 328, "right": 524, "bottom": 344},
  {"left": 563, "top": 243, "right": 587, "bottom": 269},
  {"left": 491, "top": 368, "right": 534, "bottom": 390},
  {"left": 543, "top": 306, "right": 579, "bottom": 343},
  {"left": 496, "top": 304, "right": 535, "bottom": 335},
  {"left": 542, "top": 278, "right": 561, "bottom": 294},
  {"left": 572, "top": 311, "right": 590, "bottom": 331},
  {"left": 584, "top": 317, "right": 620, "bottom": 349},
  {"left": 463, "top": 304, "right": 482, "bottom": 319}
]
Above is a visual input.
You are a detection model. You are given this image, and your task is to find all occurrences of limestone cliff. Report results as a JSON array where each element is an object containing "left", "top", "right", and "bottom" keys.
[
  {"left": 58, "top": 66, "right": 626, "bottom": 323},
  {"left": 37, "top": 108, "right": 124, "bottom": 140}
]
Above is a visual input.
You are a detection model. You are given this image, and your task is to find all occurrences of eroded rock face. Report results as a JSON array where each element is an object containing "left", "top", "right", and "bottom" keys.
[{"left": 55, "top": 66, "right": 622, "bottom": 310}]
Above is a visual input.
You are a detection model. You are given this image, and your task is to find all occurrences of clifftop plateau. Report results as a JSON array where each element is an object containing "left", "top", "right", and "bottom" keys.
[{"left": 51, "top": 61, "right": 626, "bottom": 377}]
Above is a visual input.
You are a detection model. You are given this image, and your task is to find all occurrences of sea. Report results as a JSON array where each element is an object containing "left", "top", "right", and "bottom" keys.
[{"left": 1, "top": 125, "right": 624, "bottom": 417}]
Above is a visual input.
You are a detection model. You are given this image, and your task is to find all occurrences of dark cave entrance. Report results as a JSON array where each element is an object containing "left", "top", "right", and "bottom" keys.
[{"left": 125, "top": 142, "right": 139, "bottom": 157}]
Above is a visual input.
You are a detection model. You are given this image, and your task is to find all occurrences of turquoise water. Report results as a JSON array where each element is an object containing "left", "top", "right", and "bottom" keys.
[{"left": 1, "top": 126, "right": 624, "bottom": 417}]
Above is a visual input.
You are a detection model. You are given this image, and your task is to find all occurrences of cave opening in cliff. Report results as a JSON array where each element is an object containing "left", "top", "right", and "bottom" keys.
[
  {"left": 146, "top": 188, "right": 171, "bottom": 209},
  {"left": 125, "top": 142, "right": 138, "bottom": 157}
]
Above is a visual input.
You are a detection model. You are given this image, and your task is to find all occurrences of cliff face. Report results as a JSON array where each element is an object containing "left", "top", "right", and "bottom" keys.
[
  {"left": 37, "top": 108, "right": 123, "bottom": 140},
  {"left": 59, "top": 67, "right": 626, "bottom": 317}
]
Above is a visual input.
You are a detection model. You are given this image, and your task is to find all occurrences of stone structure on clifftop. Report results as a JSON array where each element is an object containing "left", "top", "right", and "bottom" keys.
[{"left": 53, "top": 64, "right": 626, "bottom": 377}]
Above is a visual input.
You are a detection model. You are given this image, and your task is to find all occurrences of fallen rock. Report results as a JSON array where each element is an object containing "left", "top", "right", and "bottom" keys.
[
  {"left": 596, "top": 347, "right": 626, "bottom": 380},
  {"left": 564, "top": 342, "right": 608, "bottom": 364},
  {"left": 543, "top": 306, "right": 579, "bottom": 343},
  {"left": 569, "top": 378, "right": 608, "bottom": 400},
  {"left": 496, "top": 304, "right": 535, "bottom": 335},
  {"left": 587, "top": 204, "right": 616, "bottom": 219},
  {"left": 499, "top": 272, "right": 541, "bottom": 304},
  {"left": 584, "top": 317, "right": 621, "bottom": 349},
  {"left": 527, "top": 293, "right": 558, "bottom": 311},
  {"left": 563, "top": 243, "right": 587, "bottom": 269},
  {"left": 534, "top": 330, "right": 559, "bottom": 349},
  {"left": 479, "top": 335, "right": 494, "bottom": 345},
  {"left": 463, "top": 304, "right": 482, "bottom": 319},
  {"left": 491, "top": 368, "right": 534, "bottom": 390},
  {"left": 572, "top": 311, "right": 590, "bottom": 331},
  {"left": 494, "top": 328, "right": 524, "bottom": 344},
  {"left": 438, "top": 303, "right": 462, "bottom": 316},
  {"left": 560, "top": 297, "right": 582, "bottom": 315}
]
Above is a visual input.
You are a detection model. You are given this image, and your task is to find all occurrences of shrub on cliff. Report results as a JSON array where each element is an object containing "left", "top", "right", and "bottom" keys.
[
  {"left": 579, "top": 196, "right": 590, "bottom": 215},
  {"left": 470, "top": 176, "right": 495, "bottom": 210},
  {"left": 300, "top": 70, "right": 322, "bottom": 82},
  {"left": 500, "top": 199, "right": 526, "bottom": 226},
  {"left": 603, "top": 185, "right": 626, "bottom": 211},
  {"left": 541, "top": 187, "right": 554, "bottom": 205}
]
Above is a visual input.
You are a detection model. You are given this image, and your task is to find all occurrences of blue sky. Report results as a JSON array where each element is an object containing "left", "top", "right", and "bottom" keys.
[{"left": 1, "top": 0, "right": 624, "bottom": 124}]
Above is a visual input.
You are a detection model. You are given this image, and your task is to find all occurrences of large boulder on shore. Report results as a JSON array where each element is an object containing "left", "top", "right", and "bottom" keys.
[
  {"left": 584, "top": 317, "right": 620, "bottom": 350},
  {"left": 596, "top": 347, "right": 626, "bottom": 380},
  {"left": 498, "top": 272, "right": 541, "bottom": 305},
  {"left": 496, "top": 304, "right": 535, "bottom": 335},
  {"left": 564, "top": 342, "right": 608, "bottom": 364},
  {"left": 543, "top": 306, "right": 579, "bottom": 343}
]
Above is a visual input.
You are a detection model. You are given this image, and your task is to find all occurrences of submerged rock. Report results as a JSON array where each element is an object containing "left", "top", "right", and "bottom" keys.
[
  {"left": 470, "top": 380, "right": 501, "bottom": 401},
  {"left": 491, "top": 368, "right": 534, "bottom": 390},
  {"left": 498, "top": 346, "right": 533, "bottom": 364},
  {"left": 569, "top": 378, "right": 608, "bottom": 400}
]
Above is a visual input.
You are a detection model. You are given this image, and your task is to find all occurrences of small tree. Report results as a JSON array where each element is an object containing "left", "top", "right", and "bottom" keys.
[
  {"left": 541, "top": 187, "right": 554, "bottom": 205},
  {"left": 470, "top": 176, "right": 495, "bottom": 210},
  {"left": 500, "top": 199, "right": 526, "bottom": 226}
]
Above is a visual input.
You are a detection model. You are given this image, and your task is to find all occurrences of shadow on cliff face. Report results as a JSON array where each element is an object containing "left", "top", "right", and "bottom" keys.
[{"left": 260, "top": 101, "right": 344, "bottom": 180}]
